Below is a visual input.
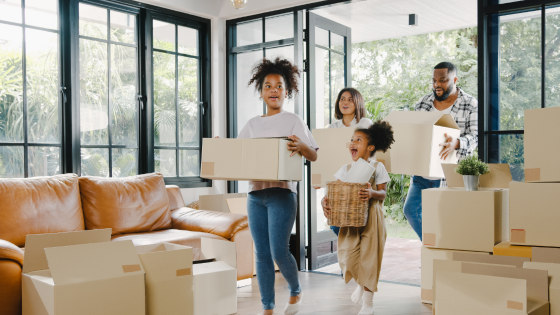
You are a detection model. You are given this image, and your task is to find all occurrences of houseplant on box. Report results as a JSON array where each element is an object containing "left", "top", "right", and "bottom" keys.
[{"left": 454, "top": 154, "right": 490, "bottom": 191}]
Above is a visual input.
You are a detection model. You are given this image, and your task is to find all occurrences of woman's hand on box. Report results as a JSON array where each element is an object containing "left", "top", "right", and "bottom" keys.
[
  {"left": 321, "top": 196, "right": 331, "bottom": 218},
  {"left": 359, "top": 182, "right": 375, "bottom": 201}
]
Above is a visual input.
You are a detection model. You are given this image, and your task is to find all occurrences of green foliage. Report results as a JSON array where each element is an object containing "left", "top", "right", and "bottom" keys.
[
  {"left": 455, "top": 154, "right": 490, "bottom": 176},
  {"left": 382, "top": 173, "right": 411, "bottom": 223}
]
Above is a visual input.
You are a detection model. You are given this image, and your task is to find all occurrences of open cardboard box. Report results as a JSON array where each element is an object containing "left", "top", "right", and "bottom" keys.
[
  {"left": 201, "top": 138, "right": 302, "bottom": 181},
  {"left": 422, "top": 164, "right": 512, "bottom": 252},
  {"left": 135, "top": 243, "right": 194, "bottom": 315},
  {"left": 193, "top": 238, "right": 237, "bottom": 315},
  {"left": 199, "top": 193, "right": 247, "bottom": 213},
  {"left": 382, "top": 111, "right": 460, "bottom": 178},
  {"left": 524, "top": 107, "right": 560, "bottom": 182},
  {"left": 510, "top": 181, "right": 560, "bottom": 248},
  {"left": 22, "top": 229, "right": 145, "bottom": 315},
  {"left": 494, "top": 241, "right": 560, "bottom": 262},
  {"left": 525, "top": 262, "right": 560, "bottom": 315},
  {"left": 421, "top": 247, "right": 489, "bottom": 304}
]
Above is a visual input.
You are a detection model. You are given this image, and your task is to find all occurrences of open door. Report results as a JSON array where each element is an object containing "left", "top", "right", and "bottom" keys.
[{"left": 306, "top": 12, "right": 352, "bottom": 271}]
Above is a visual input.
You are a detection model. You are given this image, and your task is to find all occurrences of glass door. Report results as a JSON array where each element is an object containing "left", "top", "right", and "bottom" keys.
[{"left": 306, "top": 12, "right": 351, "bottom": 270}]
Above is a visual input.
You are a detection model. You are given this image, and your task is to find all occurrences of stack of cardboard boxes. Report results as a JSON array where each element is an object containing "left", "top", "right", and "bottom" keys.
[
  {"left": 423, "top": 107, "right": 560, "bottom": 315},
  {"left": 22, "top": 229, "right": 238, "bottom": 315}
]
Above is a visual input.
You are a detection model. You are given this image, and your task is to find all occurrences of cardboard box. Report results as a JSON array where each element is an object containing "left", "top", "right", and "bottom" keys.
[
  {"left": 525, "top": 262, "right": 560, "bottom": 315},
  {"left": 510, "top": 181, "right": 560, "bottom": 247},
  {"left": 193, "top": 238, "right": 237, "bottom": 315},
  {"left": 441, "top": 163, "right": 513, "bottom": 188},
  {"left": 382, "top": 111, "right": 460, "bottom": 178},
  {"left": 22, "top": 229, "right": 145, "bottom": 315},
  {"left": 421, "top": 247, "right": 489, "bottom": 304},
  {"left": 200, "top": 138, "right": 302, "bottom": 181},
  {"left": 310, "top": 128, "right": 390, "bottom": 187},
  {"left": 135, "top": 243, "right": 193, "bottom": 315},
  {"left": 435, "top": 267, "right": 549, "bottom": 315},
  {"left": 422, "top": 164, "right": 511, "bottom": 252},
  {"left": 199, "top": 193, "right": 247, "bottom": 213},
  {"left": 494, "top": 241, "right": 534, "bottom": 259},
  {"left": 524, "top": 107, "right": 560, "bottom": 182}
]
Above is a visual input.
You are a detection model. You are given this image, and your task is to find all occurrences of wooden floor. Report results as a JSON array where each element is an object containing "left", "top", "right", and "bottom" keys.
[{"left": 237, "top": 272, "right": 432, "bottom": 315}]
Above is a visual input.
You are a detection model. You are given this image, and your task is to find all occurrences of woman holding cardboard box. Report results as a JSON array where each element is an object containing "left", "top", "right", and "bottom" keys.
[
  {"left": 237, "top": 58, "right": 319, "bottom": 315},
  {"left": 321, "top": 121, "right": 394, "bottom": 315}
]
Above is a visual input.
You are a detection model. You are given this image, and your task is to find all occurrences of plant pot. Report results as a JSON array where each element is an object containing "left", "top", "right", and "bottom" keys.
[{"left": 463, "top": 175, "right": 480, "bottom": 191}]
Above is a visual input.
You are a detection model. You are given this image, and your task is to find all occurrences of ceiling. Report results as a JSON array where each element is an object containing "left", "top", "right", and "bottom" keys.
[{"left": 312, "top": 0, "right": 477, "bottom": 43}]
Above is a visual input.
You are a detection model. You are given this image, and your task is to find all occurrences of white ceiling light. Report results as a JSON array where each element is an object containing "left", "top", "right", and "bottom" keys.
[{"left": 230, "top": 0, "right": 248, "bottom": 10}]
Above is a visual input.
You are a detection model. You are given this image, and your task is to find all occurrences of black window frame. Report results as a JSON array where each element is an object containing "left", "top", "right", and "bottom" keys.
[
  {"left": 479, "top": 0, "right": 560, "bottom": 169},
  {"left": 0, "top": 0, "right": 212, "bottom": 188}
]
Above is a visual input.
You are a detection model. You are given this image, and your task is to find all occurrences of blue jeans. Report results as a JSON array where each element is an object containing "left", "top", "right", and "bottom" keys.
[
  {"left": 247, "top": 188, "right": 301, "bottom": 310},
  {"left": 403, "top": 176, "right": 441, "bottom": 241},
  {"left": 330, "top": 225, "right": 340, "bottom": 236}
]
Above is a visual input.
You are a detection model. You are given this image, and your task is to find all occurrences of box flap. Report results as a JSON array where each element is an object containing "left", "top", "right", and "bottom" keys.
[
  {"left": 532, "top": 246, "right": 560, "bottom": 264},
  {"left": 453, "top": 251, "right": 530, "bottom": 268},
  {"left": 136, "top": 242, "right": 193, "bottom": 282},
  {"left": 44, "top": 239, "right": 144, "bottom": 285},
  {"left": 383, "top": 111, "right": 459, "bottom": 129},
  {"left": 442, "top": 163, "right": 512, "bottom": 188},
  {"left": 524, "top": 261, "right": 560, "bottom": 290},
  {"left": 226, "top": 197, "right": 248, "bottom": 215},
  {"left": 23, "top": 229, "right": 112, "bottom": 274},
  {"left": 461, "top": 262, "right": 549, "bottom": 301},
  {"left": 200, "top": 238, "right": 237, "bottom": 269},
  {"left": 199, "top": 193, "right": 247, "bottom": 213}
]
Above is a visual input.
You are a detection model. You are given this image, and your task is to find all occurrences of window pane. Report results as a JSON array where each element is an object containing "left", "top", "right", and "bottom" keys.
[
  {"left": 236, "top": 50, "right": 263, "bottom": 135},
  {"left": 316, "top": 27, "right": 329, "bottom": 48},
  {"left": 153, "top": 20, "right": 175, "bottom": 52},
  {"left": 315, "top": 47, "right": 329, "bottom": 128},
  {"left": 546, "top": 6, "right": 560, "bottom": 107},
  {"left": 265, "top": 13, "right": 293, "bottom": 42},
  {"left": 0, "top": 146, "right": 24, "bottom": 177},
  {"left": 178, "top": 56, "right": 199, "bottom": 147},
  {"left": 154, "top": 51, "right": 176, "bottom": 146},
  {"left": 155, "top": 149, "right": 176, "bottom": 177},
  {"left": 266, "top": 45, "right": 295, "bottom": 113},
  {"left": 28, "top": 146, "right": 60, "bottom": 177},
  {"left": 237, "top": 19, "right": 262, "bottom": 47},
  {"left": 179, "top": 150, "right": 199, "bottom": 176},
  {"left": 498, "top": 11, "right": 541, "bottom": 130},
  {"left": 81, "top": 147, "right": 109, "bottom": 177},
  {"left": 80, "top": 38, "right": 109, "bottom": 145},
  {"left": 26, "top": 29, "right": 59, "bottom": 144},
  {"left": 110, "top": 10, "right": 135, "bottom": 44},
  {"left": 490, "top": 134, "right": 525, "bottom": 182},
  {"left": 331, "top": 33, "right": 344, "bottom": 52},
  {"left": 0, "top": 0, "right": 21, "bottom": 24},
  {"left": 25, "top": 0, "right": 58, "bottom": 30},
  {"left": 112, "top": 148, "right": 136, "bottom": 177},
  {"left": 0, "top": 24, "right": 23, "bottom": 143},
  {"left": 111, "top": 44, "right": 137, "bottom": 146},
  {"left": 331, "top": 51, "right": 345, "bottom": 120},
  {"left": 178, "top": 26, "right": 197, "bottom": 56},
  {"left": 79, "top": 3, "right": 108, "bottom": 40}
]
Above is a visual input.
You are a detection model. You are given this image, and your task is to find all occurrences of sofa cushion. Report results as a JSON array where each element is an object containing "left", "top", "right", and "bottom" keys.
[
  {"left": 79, "top": 173, "right": 172, "bottom": 235},
  {"left": 111, "top": 229, "right": 227, "bottom": 260},
  {"left": 0, "top": 174, "right": 84, "bottom": 247}
]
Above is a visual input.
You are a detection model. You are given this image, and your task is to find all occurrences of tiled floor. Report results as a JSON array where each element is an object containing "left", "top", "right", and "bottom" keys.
[
  {"left": 236, "top": 272, "right": 431, "bottom": 315},
  {"left": 316, "top": 237, "right": 422, "bottom": 286}
]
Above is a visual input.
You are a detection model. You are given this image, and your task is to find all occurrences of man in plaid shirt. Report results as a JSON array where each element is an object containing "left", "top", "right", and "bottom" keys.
[{"left": 403, "top": 62, "right": 478, "bottom": 241}]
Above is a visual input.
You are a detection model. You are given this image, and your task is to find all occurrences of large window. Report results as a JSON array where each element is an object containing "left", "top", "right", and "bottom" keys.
[
  {"left": 0, "top": 0, "right": 211, "bottom": 187},
  {"left": 482, "top": 1, "right": 560, "bottom": 182},
  {"left": 0, "top": 0, "right": 61, "bottom": 177}
]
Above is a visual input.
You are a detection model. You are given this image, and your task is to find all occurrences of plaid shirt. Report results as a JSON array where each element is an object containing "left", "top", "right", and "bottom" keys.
[{"left": 414, "top": 88, "right": 478, "bottom": 160}]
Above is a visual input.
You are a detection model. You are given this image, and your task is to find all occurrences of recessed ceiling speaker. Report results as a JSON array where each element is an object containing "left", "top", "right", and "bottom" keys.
[{"left": 409, "top": 14, "right": 418, "bottom": 26}]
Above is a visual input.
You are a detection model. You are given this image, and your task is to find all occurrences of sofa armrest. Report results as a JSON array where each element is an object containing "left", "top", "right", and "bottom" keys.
[
  {"left": 166, "top": 185, "right": 185, "bottom": 211},
  {"left": 171, "top": 207, "right": 248, "bottom": 240},
  {"left": 0, "top": 239, "right": 24, "bottom": 267}
]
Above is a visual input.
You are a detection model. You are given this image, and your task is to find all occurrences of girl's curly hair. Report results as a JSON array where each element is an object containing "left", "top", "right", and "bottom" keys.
[
  {"left": 356, "top": 120, "right": 395, "bottom": 157},
  {"left": 248, "top": 57, "right": 300, "bottom": 99}
]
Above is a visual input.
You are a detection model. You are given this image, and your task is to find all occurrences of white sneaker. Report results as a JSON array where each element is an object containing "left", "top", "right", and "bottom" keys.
[
  {"left": 284, "top": 293, "right": 303, "bottom": 315},
  {"left": 358, "top": 291, "right": 374, "bottom": 315},
  {"left": 351, "top": 284, "right": 364, "bottom": 304}
]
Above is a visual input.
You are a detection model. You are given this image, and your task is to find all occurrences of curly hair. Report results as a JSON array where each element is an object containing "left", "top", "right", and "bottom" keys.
[
  {"left": 356, "top": 120, "right": 395, "bottom": 157},
  {"left": 248, "top": 57, "right": 300, "bottom": 99}
]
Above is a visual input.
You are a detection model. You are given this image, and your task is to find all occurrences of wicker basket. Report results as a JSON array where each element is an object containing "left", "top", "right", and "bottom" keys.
[{"left": 327, "top": 181, "right": 369, "bottom": 227}]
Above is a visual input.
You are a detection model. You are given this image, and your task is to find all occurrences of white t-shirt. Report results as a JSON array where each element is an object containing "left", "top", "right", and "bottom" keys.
[
  {"left": 237, "top": 111, "right": 319, "bottom": 193},
  {"left": 334, "top": 159, "right": 390, "bottom": 186},
  {"left": 327, "top": 117, "right": 373, "bottom": 129}
]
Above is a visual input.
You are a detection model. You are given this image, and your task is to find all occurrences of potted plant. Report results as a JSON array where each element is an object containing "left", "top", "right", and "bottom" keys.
[{"left": 454, "top": 154, "right": 490, "bottom": 191}]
